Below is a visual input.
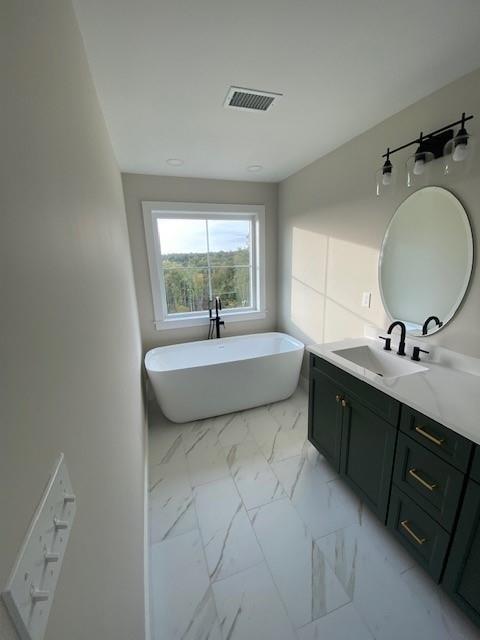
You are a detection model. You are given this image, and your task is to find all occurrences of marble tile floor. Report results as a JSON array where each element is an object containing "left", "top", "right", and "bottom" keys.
[{"left": 148, "top": 386, "right": 480, "bottom": 640}]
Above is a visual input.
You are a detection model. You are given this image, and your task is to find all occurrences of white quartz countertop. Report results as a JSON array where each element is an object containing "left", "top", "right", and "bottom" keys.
[{"left": 308, "top": 337, "right": 480, "bottom": 447}]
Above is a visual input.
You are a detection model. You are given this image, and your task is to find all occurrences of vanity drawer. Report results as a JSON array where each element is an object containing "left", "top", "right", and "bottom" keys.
[
  {"left": 400, "top": 406, "right": 473, "bottom": 472},
  {"left": 393, "top": 433, "right": 465, "bottom": 531},
  {"left": 471, "top": 448, "right": 480, "bottom": 484},
  {"left": 310, "top": 354, "right": 400, "bottom": 426},
  {"left": 387, "top": 486, "right": 450, "bottom": 582}
]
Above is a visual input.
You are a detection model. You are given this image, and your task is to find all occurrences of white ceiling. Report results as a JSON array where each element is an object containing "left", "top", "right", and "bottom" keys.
[{"left": 73, "top": 0, "right": 480, "bottom": 182}]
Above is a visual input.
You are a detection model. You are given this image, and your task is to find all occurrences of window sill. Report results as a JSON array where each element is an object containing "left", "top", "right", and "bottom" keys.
[{"left": 153, "top": 310, "right": 267, "bottom": 331}]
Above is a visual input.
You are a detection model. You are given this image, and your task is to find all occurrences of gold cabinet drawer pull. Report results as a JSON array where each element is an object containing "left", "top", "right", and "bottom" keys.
[
  {"left": 401, "top": 520, "right": 426, "bottom": 545},
  {"left": 415, "top": 426, "right": 445, "bottom": 447},
  {"left": 408, "top": 468, "right": 437, "bottom": 492}
]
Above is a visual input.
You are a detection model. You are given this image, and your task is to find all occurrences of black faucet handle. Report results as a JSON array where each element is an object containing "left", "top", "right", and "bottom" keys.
[
  {"left": 411, "top": 346, "right": 429, "bottom": 362},
  {"left": 378, "top": 336, "right": 392, "bottom": 351}
]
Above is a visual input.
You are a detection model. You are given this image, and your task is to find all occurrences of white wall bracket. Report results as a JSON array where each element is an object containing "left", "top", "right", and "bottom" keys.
[{"left": 1, "top": 454, "right": 76, "bottom": 640}]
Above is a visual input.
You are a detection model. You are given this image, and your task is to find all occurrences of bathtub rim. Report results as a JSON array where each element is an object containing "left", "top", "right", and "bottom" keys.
[{"left": 144, "top": 331, "right": 304, "bottom": 374}]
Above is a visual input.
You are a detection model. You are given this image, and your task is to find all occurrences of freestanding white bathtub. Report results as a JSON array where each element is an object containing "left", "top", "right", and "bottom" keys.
[{"left": 145, "top": 332, "right": 304, "bottom": 423}]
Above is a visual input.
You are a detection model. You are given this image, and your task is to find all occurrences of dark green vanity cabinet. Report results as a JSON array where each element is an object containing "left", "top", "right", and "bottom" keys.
[
  {"left": 443, "top": 478, "right": 480, "bottom": 626},
  {"left": 400, "top": 406, "right": 472, "bottom": 471},
  {"left": 308, "top": 354, "right": 399, "bottom": 521},
  {"left": 387, "top": 486, "right": 450, "bottom": 582},
  {"left": 389, "top": 409, "right": 472, "bottom": 581},
  {"left": 340, "top": 399, "right": 397, "bottom": 522},
  {"left": 471, "top": 447, "right": 480, "bottom": 483},
  {"left": 308, "top": 368, "right": 343, "bottom": 471},
  {"left": 393, "top": 433, "right": 465, "bottom": 531},
  {"left": 308, "top": 354, "right": 480, "bottom": 629}
]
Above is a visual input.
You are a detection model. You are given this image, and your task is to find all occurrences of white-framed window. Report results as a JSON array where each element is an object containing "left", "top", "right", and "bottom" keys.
[{"left": 142, "top": 201, "right": 266, "bottom": 330}]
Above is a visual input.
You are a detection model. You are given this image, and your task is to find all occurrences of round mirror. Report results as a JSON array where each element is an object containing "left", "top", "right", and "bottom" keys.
[{"left": 379, "top": 187, "right": 473, "bottom": 336}]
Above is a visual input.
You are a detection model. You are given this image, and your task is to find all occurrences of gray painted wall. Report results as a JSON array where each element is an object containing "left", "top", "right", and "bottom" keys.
[
  {"left": 122, "top": 173, "right": 278, "bottom": 351},
  {"left": 278, "top": 67, "right": 480, "bottom": 363},
  {"left": 1, "top": 2, "right": 145, "bottom": 639}
]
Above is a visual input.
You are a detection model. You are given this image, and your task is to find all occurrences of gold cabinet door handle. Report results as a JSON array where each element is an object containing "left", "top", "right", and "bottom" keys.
[
  {"left": 415, "top": 426, "right": 445, "bottom": 447},
  {"left": 408, "top": 468, "right": 437, "bottom": 492},
  {"left": 341, "top": 399, "right": 348, "bottom": 408},
  {"left": 335, "top": 394, "right": 343, "bottom": 403},
  {"left": 400, "top": 520, "right": 426, "bottom": 545}
]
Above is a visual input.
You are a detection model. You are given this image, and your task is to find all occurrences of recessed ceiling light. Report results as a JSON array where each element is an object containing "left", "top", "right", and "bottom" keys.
[
  {"left": 166, "top": 158, "right": 184, "bottom": 166},
  {"left": 247, "top": 164, "right": 263, "bottom": 172}
]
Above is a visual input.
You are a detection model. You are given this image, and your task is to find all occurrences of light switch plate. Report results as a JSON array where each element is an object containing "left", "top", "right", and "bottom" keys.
[
  {"left": 2, "top": 454, "right": 76, "bottom": 640},
  {"left": 361, "top": 291, "right": 371, "bottom": 308}
]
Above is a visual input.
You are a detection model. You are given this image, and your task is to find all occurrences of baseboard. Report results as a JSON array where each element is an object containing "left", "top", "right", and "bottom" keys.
[{"left": 142, "top": 376, "right": 152, "bottom": 640}]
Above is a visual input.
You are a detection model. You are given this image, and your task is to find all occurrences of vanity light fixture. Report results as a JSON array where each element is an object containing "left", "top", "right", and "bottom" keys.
[
  {"left": 382, "top": 148, "right": 393, "bottom": 183},
  {"left": 376, "top": 148, "right": 396, "bottom": 196},
  {"left": 406, "top": 132, "right": 435, "bottom": 187},
  {"left": 411, "top": 134, "right": 431, "bottom": 175},
  {"left": 443, "top": 112, "right": 476, "bottom": 175},
  {"left": 376, "top": 112, "right": 474, "bottom": 195}
]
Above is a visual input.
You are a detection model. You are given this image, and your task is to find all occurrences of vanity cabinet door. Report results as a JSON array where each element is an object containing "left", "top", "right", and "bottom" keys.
[
  {"left": 339, "top": 397, "right": 397, "bottom": 522},
  {"left": 471, "top": 447, "right": 480, "bottom": 484},
  {"left": 308, "top": 369, "right": 343, "bottom": 471},
  {"left": 443, "top": 479, "right": 480, "bottom": 626}
]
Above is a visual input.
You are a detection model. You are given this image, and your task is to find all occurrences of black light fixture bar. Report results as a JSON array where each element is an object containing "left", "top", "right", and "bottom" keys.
[{"left": 382, "top": 113, "right": 474, "bottom": 158}]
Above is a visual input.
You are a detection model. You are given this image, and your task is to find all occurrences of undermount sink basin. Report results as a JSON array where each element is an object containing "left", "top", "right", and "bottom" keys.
[{"left": 332, "top": 345, "right": 428, "bottom": 379}]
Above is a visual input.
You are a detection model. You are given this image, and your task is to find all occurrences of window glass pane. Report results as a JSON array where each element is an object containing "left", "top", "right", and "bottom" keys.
[
  {"left": 164, "top": 268, "right": 209, "bottom": 314},
  {"left": 208, "top": 220, "right": 251, "bottom": 266},
  {"left": 157, "top": 218, "right": 208, "bottom": 267},
  {"left": 211, "top": 266, "right": 251, "bottom": 309}
]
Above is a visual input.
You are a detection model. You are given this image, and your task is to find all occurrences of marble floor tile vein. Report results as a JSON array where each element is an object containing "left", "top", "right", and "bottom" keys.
[
  {"left": 216, "top": 413, "right": 251, "bottom": 448},
  {"left": 296, "top": 602, "right": 374, "bottom": 640},
  {"left": 149, "top": 441, "right": 197, "bottom": 543},
  {"left": 224, "top": 437, "right": 286, "bottom": 510},
  {"left": 150, "top": 530, "right": 221, "bottom": 640},
  {"left": 184, "top": 423, "right": 231, "bottom": 487},
  {"left": 251, "top": 498, "right": 350, "bottom": 629},
  {"left": 246, "top": 406, "right": 307, "bottom": 464},
  {"left": 194, "top": 477, "right": 263, "bottom": 582},
  {"left": 268, "top": 397, "right": 302, "bottom": 430},
  {"left": 211, "top": 563, "right": 298, "bottom": 640}
]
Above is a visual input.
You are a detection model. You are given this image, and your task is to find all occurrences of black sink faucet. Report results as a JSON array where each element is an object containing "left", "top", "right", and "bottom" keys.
[
  {"left": 208, "top": 296, "right": 224, "bottom": 339},
  {"left": 411, "top": 346, "right": 429, "bottom": 362},
  {"left": 422, "top": 315, "right": 443, "bottom": 335},
  {"left": 386, "top": 321, "right": 407, "bottom": 356}
]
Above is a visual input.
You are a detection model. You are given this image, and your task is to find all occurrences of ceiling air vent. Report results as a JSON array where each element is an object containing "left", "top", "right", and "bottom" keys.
[{"left": 224, "top": 86, "right": 282, "bottom": 112}]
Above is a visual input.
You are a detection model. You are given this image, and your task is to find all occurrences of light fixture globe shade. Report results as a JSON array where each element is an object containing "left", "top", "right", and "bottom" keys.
[
  {"left": 413, "top": 158, "right": 425, "bottom": 175},
  {"left": 375, "top": 162, "right": 395, "bottom": 196},
  {"left": 443, "top": 131, "right": 475, "bottom": 175},
  {"left": 406, "top": 150, "right": 434, "bottom": 187},
  {"left": 382, "top": 171, "right": 392, "bottom": 186},
  {"left": 453, "top": 144, "right": 468, "bottom": 162}
]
